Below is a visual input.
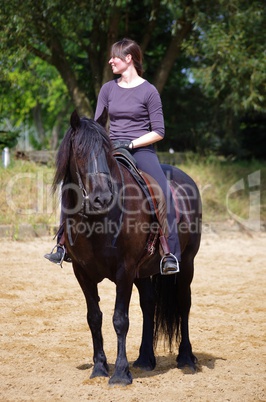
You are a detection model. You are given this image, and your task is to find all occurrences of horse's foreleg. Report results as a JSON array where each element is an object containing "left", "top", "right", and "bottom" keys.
[
  {"left": 87, "top": 291, "right": 109, "bottom": 378},
  {"left": 109, "top": 280, "right": 133, "bottom": 386},
  {"left": 133, "top": 277, "right": 156, "bottom": 370},
  {"left": 74, "top": 268, "right": 109, "bottom": 378}
]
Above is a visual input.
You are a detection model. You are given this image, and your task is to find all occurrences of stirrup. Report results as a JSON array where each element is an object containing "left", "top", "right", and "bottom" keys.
[
  {"left": 160, "top": 253, "right": 180, "bottom": 275},
  {"left": 45, "top": 244, "right": 65, "bottom": 268}
]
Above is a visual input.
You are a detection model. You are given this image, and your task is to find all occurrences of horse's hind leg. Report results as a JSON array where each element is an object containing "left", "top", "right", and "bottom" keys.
[
  {"left": 176, "top": 258, "right": 197, "bottom": 371},
  {"left": 133, "top": 277, "right": 156, "bottom": 371},
  {"left": 177, "top": 310, "right": 197, "bottom": 371}
]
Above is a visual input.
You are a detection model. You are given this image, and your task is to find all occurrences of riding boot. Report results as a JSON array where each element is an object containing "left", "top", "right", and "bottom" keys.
[
  {"left": 44, "top": 225, "right": 72, "bottom": 266},
  {"left": 44, "top": 244, "right": 65, "bottom": 266},
  {"left": 159, "top": 234, "right": 179, "bottom": 275}
]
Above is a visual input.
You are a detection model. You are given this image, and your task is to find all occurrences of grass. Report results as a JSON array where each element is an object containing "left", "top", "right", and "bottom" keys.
[
  {"left": 0, "top": 160, "right": 60, "bottom": 228},
  {"left": 178, "top": 156, "right": 266, "bottom": 221},
  {"left": 0, "top": 157, "right": 265, "bottom": 230}
]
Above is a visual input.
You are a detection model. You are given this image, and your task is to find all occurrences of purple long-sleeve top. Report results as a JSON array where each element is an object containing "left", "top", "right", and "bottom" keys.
[{"left": 94, "top": 79, "right": 165, "bottom": 141}]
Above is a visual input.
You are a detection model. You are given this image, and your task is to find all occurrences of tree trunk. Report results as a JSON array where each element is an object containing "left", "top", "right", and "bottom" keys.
[
  {"left": 32, "top": 103, "right": 45, "bottom": 146},
  {"left": 140, "top": 0, "right": 161, "bottom": 54},
  {"left": 49, "top": 37, "right": 93, "bottom": 117},
  {"left": 49, "top": 101, "right": 72, "bottom": 150},
  {"left": 153, "top": 21, "right": 192, "bottom": 94},
  {"left": 101, "top": 8, "right": 121, "bottom": 88}
]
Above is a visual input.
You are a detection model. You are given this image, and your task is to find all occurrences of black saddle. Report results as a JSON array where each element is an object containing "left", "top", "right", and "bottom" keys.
[{"left": 113, "top": 148, "right": 157, "bottom": 218}]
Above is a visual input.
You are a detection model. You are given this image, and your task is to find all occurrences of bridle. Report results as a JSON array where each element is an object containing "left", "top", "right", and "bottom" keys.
[
  {"left": 70, "top": 131, "right": 113, "bottom": 205},
  {"left": 67, "top": 132, "right": 125, "bottom": 247}
]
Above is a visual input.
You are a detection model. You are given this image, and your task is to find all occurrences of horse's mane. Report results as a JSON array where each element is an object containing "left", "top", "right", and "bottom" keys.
[{"left": 52, "top": 117, "right": 112, "bottom": 193}]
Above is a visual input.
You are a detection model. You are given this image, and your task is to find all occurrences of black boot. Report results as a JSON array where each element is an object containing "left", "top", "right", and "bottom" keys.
[
  {"left": 44, "top": 245, "right": 65, "bottom": 267},
  {"left": 160, "top": 253, "right": 179, "bottom": 275}
]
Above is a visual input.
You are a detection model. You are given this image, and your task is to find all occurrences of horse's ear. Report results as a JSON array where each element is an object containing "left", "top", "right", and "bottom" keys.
[
  {"left": 70, "top": 110, "right": 81, "bottom": 130},
  {"left": 96, "top": 107, "right": 108, "bottom": 128}
]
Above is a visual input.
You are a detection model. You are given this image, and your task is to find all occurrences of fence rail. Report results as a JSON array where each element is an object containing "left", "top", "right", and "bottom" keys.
[{"left": 14, "top": 150, "right": 187, "bottom": 166}]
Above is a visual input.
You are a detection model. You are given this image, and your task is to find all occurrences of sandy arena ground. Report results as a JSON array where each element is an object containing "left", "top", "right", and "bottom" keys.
[{"left": 0, "top": 228, "right": 265, "bottom": 401}]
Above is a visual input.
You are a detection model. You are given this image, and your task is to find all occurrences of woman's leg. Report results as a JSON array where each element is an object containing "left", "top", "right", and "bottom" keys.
[{"left": 132, "top": 147, "right": 181, "bottom": 263}]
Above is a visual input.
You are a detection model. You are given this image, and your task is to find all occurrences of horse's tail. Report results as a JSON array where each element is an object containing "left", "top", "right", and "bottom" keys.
[{"left": 152, "top": 274, "right": 180, "bottom": 351}]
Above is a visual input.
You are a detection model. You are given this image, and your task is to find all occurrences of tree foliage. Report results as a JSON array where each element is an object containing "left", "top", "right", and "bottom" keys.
[
  {"left": 0, "top": 0, "right": 265, "bottom": 157},
  {"left": 191, "top": 0, "right": 266, "bottom": 157},
  {"left": 189, "top": 0, "right": 265, "bottom": 113},
  {"left": 0, "top": 130, "right": 20, "bottom": 151}
]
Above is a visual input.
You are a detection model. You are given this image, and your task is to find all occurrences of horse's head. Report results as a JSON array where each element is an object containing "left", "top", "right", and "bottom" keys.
[{"left": 63, "top": 110, "right": 116, "bottom": 214}]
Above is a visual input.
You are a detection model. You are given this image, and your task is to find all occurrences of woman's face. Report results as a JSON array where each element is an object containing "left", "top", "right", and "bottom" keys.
[{"left": 109, "top": 54, "right": 131, "bottom": 74}]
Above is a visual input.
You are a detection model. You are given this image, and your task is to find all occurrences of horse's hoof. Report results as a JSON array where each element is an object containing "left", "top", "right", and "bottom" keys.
[
  {"left": 90, "top": 363, "right": 109, "bottom": 378},
  {"left": 177, "top": 353, "right": 197, "bottom": 372},
  {"left": 133, "top": 356, "right": 156, "bottom": 371},
  {"left": 108, "top": 371, "right": 132, "bottom": 386}
]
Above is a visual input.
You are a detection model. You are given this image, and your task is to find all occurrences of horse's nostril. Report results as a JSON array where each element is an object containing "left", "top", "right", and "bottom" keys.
[
  {"left": 92, "top": 193, "right": 113, "bottom": 209},
  {"left": 94, "top": 196, "right": 101, "bottom": 205},
  {"left": 93, "top": 196, "right": 103, "bottom": 208}
]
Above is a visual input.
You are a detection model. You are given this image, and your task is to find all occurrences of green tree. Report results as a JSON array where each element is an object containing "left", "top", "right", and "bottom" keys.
[
  {"left": 0, "top": 0, "right": 200, "bottom": 149},
  {"left": 184, "top": 0, "right": 266, "bottom": 155},
  {"left": 0, "top": 0, "right": 195, "bottom": 113},
  {"left": 0, "top": 131, "right": 20, "bottom": 151},
  {"left": 0, "top": 55, "right": 69, "bottom": 149},
  {"left": 0, "top": 0, "right": 265, "bottom": 157}
]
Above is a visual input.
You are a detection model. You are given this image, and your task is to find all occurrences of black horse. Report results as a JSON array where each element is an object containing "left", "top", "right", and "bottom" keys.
[{"left": 52, "top": 111, "right": 202, "bottom": 385}]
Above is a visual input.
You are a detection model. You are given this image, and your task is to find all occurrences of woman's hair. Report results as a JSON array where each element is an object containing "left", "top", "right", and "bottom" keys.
[{"left": 111, "top": 38, "right": 143, "bottom": 76}]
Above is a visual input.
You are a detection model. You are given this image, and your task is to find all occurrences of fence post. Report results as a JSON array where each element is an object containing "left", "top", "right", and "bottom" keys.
[{"left": 2, "top": 147, "right": 10, "bottom": 168}]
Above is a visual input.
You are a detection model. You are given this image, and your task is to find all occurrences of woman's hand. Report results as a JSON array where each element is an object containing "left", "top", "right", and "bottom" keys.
[{"left": 112, "top": 140, "right": 133, "bottom": 151}]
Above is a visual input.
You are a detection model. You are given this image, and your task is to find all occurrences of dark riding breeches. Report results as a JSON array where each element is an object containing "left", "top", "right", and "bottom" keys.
[{"left": 132, "top": 146, "right": 181, "bottom": 262}]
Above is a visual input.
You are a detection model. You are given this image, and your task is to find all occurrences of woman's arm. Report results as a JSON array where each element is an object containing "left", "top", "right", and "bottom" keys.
[
  {"left": 131, "top": 85, "right": 164, "bottom": 148},
  {"left": 131, "top": 131, "right": 163, "bottom": 148},
  {"left": 94, "top": 83, "right": 109, "bottom": 122}
]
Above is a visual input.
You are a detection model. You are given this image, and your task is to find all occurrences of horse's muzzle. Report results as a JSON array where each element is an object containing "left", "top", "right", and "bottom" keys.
[
  {"left": 89, "top": 191, "right": 114, "bottom": 213},
  {"left": 81, "top": 173, "right": 116, "bottom": 214}
]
